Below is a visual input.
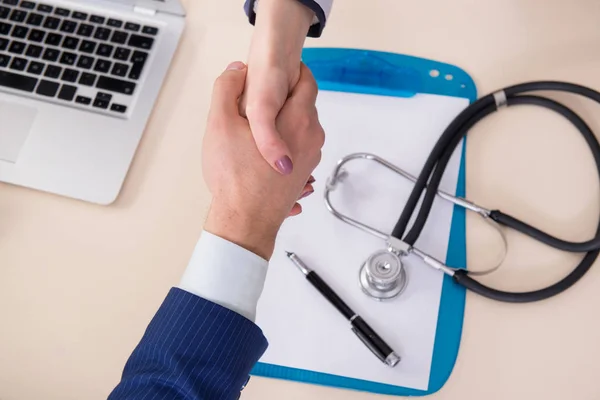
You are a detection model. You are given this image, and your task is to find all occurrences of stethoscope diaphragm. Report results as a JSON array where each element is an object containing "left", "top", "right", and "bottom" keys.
[{"left": 359, "top": 250, "right": 408, "bottom": 301}]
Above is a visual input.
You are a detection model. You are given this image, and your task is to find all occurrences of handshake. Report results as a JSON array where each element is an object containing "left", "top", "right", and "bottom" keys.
[{"left": 202, "top": 61, "right": 325, "bottom": 261}]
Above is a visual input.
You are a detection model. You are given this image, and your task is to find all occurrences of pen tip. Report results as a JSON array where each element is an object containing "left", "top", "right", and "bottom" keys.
[{"left": 285, "top": 251, "right": 293, "bottom": 258}]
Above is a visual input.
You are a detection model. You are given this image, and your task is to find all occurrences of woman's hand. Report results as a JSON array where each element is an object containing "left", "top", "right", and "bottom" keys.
[{"left": 241, "top": 0, "right": 314, "bottom": 176}]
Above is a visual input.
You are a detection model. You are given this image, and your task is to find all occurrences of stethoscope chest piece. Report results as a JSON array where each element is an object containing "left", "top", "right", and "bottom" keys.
[{"left": 359, "top": 250, "right": 408, "bottom": 301}]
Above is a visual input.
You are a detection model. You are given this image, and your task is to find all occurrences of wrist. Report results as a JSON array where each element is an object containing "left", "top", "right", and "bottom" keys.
[
  {"left": 251, "top": 0, "right": 313, "bottom": 67},
  {"left": 204, "top": 201, "right": 280, "bottom": 260}
]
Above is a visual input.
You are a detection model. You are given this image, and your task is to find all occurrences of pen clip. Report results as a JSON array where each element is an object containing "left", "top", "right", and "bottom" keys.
[{"left": 351, "top": 326, "right": 386, "bottom": 364}]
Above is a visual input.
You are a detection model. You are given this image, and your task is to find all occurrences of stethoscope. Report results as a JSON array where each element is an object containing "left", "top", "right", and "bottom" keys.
[{"left": 324, "top": 81, "right": 600, "bottom": 303}]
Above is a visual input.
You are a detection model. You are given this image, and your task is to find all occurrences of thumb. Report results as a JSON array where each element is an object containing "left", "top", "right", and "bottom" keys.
[
  {"left": 210, "top": 61, "right": 248, "bottom": 117},
  {"left": 247, "top": 105, "right": 293, "bottom": 176}
]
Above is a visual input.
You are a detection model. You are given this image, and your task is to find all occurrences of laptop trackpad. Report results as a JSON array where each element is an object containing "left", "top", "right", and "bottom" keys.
[{"left": 0, "top": 101, "right": 36, "bottom": 163}]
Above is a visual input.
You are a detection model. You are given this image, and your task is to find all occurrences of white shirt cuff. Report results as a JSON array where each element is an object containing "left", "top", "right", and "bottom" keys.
[{"left": 179, "top": 231, "right": 268, "bottom": 322}]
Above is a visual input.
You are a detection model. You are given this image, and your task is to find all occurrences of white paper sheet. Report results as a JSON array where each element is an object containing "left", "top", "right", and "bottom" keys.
[{"left": 255, "top": 91, "right": 469, "bottom": 391}]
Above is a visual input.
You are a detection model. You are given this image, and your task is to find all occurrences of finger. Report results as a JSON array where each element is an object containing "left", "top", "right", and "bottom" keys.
[
  {"left": 289, "top": 203, "right": 303, "bottom": 217},
  {"left": 298, "top": 183, "right": 314, "bottom": 200},
  {"left": 210, "top": 61, "right": 248, "bottom": 117},
  {"left": 289, "top": 63, "right": 318, "bottom": 107},
  {"left": 247, "top": 104, "right": 294, "bottom": 175}
]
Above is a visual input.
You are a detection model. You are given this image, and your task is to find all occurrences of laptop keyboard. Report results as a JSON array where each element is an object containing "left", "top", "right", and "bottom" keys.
[{"left": 0, "top": 0, "right": 159, "bottom": 116}]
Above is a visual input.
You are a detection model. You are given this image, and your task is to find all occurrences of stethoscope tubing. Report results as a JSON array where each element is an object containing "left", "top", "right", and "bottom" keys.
[
  {"left": 324, "top": 153, "right": 508, "bottom": 276},
  {"left": 394, "top": 82, "right": 600, "bottom": 302}
]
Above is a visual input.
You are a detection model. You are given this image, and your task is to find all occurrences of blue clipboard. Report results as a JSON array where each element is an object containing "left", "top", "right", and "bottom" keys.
[{"left": 251, "top": 48, "right": 477, "bottom": 396}]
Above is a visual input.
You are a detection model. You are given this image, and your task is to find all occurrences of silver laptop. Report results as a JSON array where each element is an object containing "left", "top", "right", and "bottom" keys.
[{"left": 0, "top": 0, "right": 185, "bottom": 204}]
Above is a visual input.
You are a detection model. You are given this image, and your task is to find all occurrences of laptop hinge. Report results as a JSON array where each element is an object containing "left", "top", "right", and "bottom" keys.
[{"left": 133, "top": 6, "right": 156, "bottom": 16}]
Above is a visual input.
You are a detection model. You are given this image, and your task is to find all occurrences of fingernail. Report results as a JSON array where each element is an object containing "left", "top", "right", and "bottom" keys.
[
  {"left": 300, "top": 189, "right": 314, "bottom": 199},
  {"left": 226, "top": 61, "right": 245, "bottom": 71},
  {"left": 275, "top": 156, "right": 293, "bottom": 175},
  {"left": 308, "top": 176, "right": 316, "bottom": 184}
]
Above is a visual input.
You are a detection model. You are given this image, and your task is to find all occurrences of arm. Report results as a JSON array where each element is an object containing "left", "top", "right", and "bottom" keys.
[
  {"left": 108, "top": 62, "right": 325, "bottom": 400},
  {"left": 245, "top": 0, "right": 334, "bottom": 38},
  {"left": 242, "top": 0, "right": 333, "bottom": 175}
]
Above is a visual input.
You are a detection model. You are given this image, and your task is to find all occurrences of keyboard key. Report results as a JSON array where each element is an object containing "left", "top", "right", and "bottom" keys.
[
  {"left": 130, "top": 50, "right": 147, "bottom": 64},
  {"left": 113, "top": 47, "right": 130, "bottom": 61},
  {"left": 26, "top": 12, "right": 42, "bottom": 26},
  {"left": 36, "top": 79, "right": 58, "bottom": 96},
  {"left": 42, "top": 47, "right": 58, "bottom": 61},
  {"left": 25, "top": 43, "right": 41, "bottom": 57},
  {"left": 129, "top": 50, "right": 147, "bottom": 80},
  {"left": 10, "top": 24, "right": 27, "bottom": 38},
  {"left": 58, "top": 84, "right": 76, "bottom": 100},
  {"left": 75, "top": 95, "right": 91, "bottom": 105},
  {"left": 59, "top": 51, "right": 75, "bottom": 65},
  {"left": 42, "top": 15, "right": 59, "bottom": 29},
  {"left": 60, "top": 20, "right": 76, "bottom": 33},
  {"left": 93, "top": 26, "right": 110, "bottom": 40},
  {"left": 44, "top": 64, "right": 61, "bottom": 78},
  {"left": 110, "top": 30, "right": 127, "bottom": 44},
  {"left": 8, "top": 40, "right": 24, "bottom": 53},
  {"left": 96, "top": 75, "right": 135, "bottom": 95},
  {"left": 9, "top": 55, "right": 25, "bottom": 70},
  {"left": 61, "top": 68, "right": 78, "bottom": 82},
  {"left": 79, "top": 39, "right": 95, "bottom": 53},
  {"left": 0, "top": 53, "right": 10, "bottom": 66},
  {"left": 3, "top": 0, "right": 18, "bottom": 5},
  {"left": 94, "top": 58, "right": 110, "bottom": 73},
  {"left": 76, "top": 54, "right": 93, "bottom": 69},
  {"left": 96, "top": 91, "right": 111, "bottom": 102},
  {"left": 142, "top": 26, "right": 158, "bottom": 36},
  {"left": 0, "top": 6, "right": 9, "bottom": 19},
  {"left": 93, "top": 97, "right": 108, "bottom": 109},
  {"left": 28, "top": 28, "right": 44, "bottom": 41},
  {"left": 110, "top": 103, "right": 127, "bottom": 113},
  {"left": 72, "top": 11, "right": 87, "bottom": 20},
  {"left": 124, "top": 22, "right": 140, "bottom": 32},
  {"left": 19, "top": 1, "right": 35, "bottom": 9},
  {"left": 54, "top": 7, "right": 69, "bottom": 17},
  {"left": 107, "top": 18, "right": 122, "bottom": 28},
  {"left": 0, "top": 53, "right": 9, "bottom": 66},
  {"left": 0, "top": 21, "right": 11, "bottom": 35},
  {"left": 44, "top": 32, "right": 61, "bottom": 45},
  {"left": 9, "top": 9, "right": 25, "bottom": 22},
  {"left": 97, "top": 43, "right": 113, "bottom": 57},
  {"left": 76, "top": 23, "right": 92, "bottom": 37},
  {"left": 128, "top": 34, "right": 153, "bottom": 50},
  {"left": 90, "top": 15, "right": 105, "bottom": 24},
  {"left": 0, "top": 36, "right": 7, "bottom": 50},
  {"left": 26, "top": 60, "right": 43, "bottom": 74},
  {"left": 37, "top": 4, "right": 52, "bottom": 13},
  {"left": 79, "top": 71, "right": 96, "bottom": 86},
  {"left": 0, "top": 69, "right": 37, "bottom": 92},
  {"left": 111, "top": 62, "right": 127, "bottom": 77},
  {"left": 63, "top": 35, "right": 79, "bottom": 49}
]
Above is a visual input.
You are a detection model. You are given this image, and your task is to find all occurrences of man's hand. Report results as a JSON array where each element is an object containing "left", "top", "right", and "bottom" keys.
[
  {"left": 203, "top": 61, "right": 325, "bottom": 260},
  {"left": 242, "top": 0, "right": 314, "bottom": 175}
]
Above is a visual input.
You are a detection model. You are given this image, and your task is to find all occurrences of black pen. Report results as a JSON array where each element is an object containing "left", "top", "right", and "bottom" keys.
[{"left": 285, "top": 251, "right": 401, "bottom": 367}]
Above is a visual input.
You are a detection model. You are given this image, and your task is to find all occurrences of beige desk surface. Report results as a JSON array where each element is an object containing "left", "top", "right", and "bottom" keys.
[{"left": 2, "top": 0, "right": 600, "bottom": 399}]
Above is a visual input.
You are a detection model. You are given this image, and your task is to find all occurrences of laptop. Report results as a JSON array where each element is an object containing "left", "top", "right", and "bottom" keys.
[{"left": 0, "top": 0, "right": 185, "bottom": 204}]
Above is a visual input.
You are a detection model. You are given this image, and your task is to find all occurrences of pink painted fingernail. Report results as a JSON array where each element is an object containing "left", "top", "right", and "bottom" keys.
[
  {"left": 226, "top": 61, "right": 245, "bottom": 70},
  {"left": 275, "top": 156, "right": 293, "bottom": 175},
  {"left": 308, "top": 176, "right": 316, "bottom": 184},
  {"left": 300, "top": 189, "right": 314, "bottom": 199}
]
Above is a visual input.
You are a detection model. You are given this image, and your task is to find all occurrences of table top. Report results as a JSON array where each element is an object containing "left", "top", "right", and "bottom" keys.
[{"left": 1, "top": 1, "right": 600, "bottom": 399}]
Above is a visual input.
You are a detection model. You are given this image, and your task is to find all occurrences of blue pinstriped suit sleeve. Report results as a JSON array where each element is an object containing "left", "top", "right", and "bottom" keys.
[{"left": 108, "top": 288, "right": 268, "bottom": 400}]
